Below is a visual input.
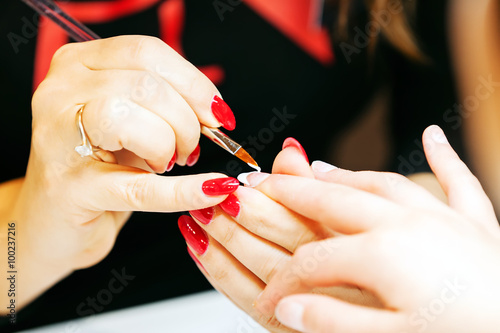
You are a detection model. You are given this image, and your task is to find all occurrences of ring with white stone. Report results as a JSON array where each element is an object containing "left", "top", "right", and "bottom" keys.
[{"left": 74, "top": 105, "right": 100, "bottom": 158}]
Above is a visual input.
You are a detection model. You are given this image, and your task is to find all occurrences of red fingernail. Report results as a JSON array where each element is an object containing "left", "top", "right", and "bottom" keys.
[
  {"left": 167, "top": 151, "right": 176, "bottom": 172},
  {"left": 211, "top": 95, "right": 236, "bottom": 131},
  {"left": 187, "top": 144, "right": 201, "bottom": 167},
  {"left": 187, "top": 246, "right": 205, "bottom": 270},
  {"left": 283, "top": 137, "right": 309, "bottom": 163},
  {"left": 219, "top": 194, "right": 241, "bottom": 218},
  {"left": 178, "top": 215, "right": 209, "bottom": 255},
  {"left": 202, "top": 177, "right": 239, "bottom": 196},
  {"left": 189, "top": 206, "right": 215, "bottom": 225}
]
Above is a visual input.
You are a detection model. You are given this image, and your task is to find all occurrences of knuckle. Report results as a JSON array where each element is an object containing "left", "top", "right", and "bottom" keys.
[
  {"left": 122, "top": 173, "right": 151, "bottom": 208},
  {"left": 52, "top": 43, "right": 74, "bottom": 62},
  {"left": 219, "top": 222, "right": 237, "bottom": 246},
  {"left": 129, "top": 36, "right": 164, "bottom": 64}
]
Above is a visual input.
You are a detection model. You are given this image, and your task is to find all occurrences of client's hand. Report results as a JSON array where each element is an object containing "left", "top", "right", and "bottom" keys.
[
  {"left": 181, "top": 139, "right": 380, "bottom": 332},
  {"left": 253, "top": 126, "right": 500, "bottom": 333}
]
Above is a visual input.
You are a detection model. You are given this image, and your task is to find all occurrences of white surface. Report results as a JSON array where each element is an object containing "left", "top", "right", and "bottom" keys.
[{"left": 21, "top": 290, "right": 269, "bottom": 333}]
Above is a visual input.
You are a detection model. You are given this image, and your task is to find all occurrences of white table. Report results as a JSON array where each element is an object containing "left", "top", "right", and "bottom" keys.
[{"left": 21, "top": 290, "right": 269, "bottom": 333}]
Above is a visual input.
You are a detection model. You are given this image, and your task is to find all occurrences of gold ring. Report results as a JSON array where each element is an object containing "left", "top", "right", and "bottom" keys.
[{"left": 74, "top": 105, "right": 99, "bottom": 157}]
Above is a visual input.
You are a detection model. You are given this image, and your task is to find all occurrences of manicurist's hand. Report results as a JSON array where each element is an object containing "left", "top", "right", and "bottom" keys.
[
  {"left": 182, "top": 138, "right": 381, "bottom": 332},
  {"left": 253, "top": 126, "right": 500, "bottom": 333},
  {"left": 2, "top": 35, "right": 238, "bottom": 312}
]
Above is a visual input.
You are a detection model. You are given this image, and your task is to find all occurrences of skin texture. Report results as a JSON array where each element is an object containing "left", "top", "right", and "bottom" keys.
[
  {"left": 0, "top": 35, "right": 234, "bottom": 312},
  {"left": 254, "top": 126, "right": 500, "bottom": 333}
]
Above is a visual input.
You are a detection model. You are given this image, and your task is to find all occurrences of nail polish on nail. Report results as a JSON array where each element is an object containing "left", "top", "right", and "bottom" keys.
[
  {"left": 211, "top": 95, "right": 236, "bottom": 131},
  {"left": 283, "top": 137, "right": 309, "bottom": 163},
  {"left": 202, "top": 177, "right": 239, "bottom": 196},
  {"left": 219, "top": 194, "right": 241, "bottom": 218},
  {"left": 189, "top": 206, "right": 215, "bottom": 225},
  {"left": 187, "top": 144, "right": 201, "bottom": 167},
  {"left": 238, "top": 172, "right": 270, "bottom": 187},
  {"left": 187, "top": 246, "right": 205, "bottom": 270},
  {"left": 311, "top": 160, "right": 338, "bottom": 173},
  {"left": 275, "top": 299, "right": 305, "bottom": 332},
  {"left": 167, "top": 151, "right": 176, "bottom": 172},
  {"left": 178, "top": 215, "right": 209, "bottom": 255}
]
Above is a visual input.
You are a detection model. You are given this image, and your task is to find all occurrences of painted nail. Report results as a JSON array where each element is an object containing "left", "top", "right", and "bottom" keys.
[
  {"left": 167, "top": 151, "right": 176, "bottom": 172},
  {"left": 238, "top": 172, "right": 270, "bottom": 187},
  {"left": 187, "top": 246, "right": 205, "bottom": 270},
  {"left": 202, "top": 177, "right": 239, "bottom": 196},
  {"left": 178, "top": 215, "right": 209, "bottom": 255},
  {"left": 282, "top": 137, "right": 309, "bottom": 163},
  {"left": 189, "top": 206, "right": 215, "bottom": 225},
  {"left": 211, "top": 95, "right": 236, "bottom": 131},
  {"left": 187, "top": 144, "right": 201, "bottom": 167},
  {"left": 275, "top": 299, "right": 305, "bottom": 332},
  {"left": 311, "top": 160, "right": 338, "bottom": 173},
  {"left": 219, "top": 194, "right": 241, "bottom": 218}
]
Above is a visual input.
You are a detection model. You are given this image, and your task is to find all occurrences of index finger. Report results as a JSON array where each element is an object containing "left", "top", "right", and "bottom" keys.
[
  {"left": 67, "top": 36, "right": 234, "bottom": 130},
  {"left": 247, "top": 174, "right": 406, "bottom": 234}
]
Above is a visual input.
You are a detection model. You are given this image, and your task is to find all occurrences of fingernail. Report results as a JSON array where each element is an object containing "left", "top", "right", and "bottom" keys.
[
  {"left": 178, "top": 215, "right": 209, "bottom": 255},
  {"left": 219, "top": 194, "right": 241, "bottom": 218},
  {"left": 238, "top": 172, "right": 270, "bottom": 187},
  {"left": 211, "top": 95, "right": 236, "bottom": 131},
  {"left": 189, "top": 206, "right": 215, "bottom": 225},
  {"left": 275, "top": 299, "right": 305, "bottom": 332},
  {"left": 283, "top": 137, "right": 309, "bottom": 163},
  {"left": 187, "top": 246, "right": 205, "bottom": 271},
  {"left": 202, "top": 177, "right": 239, "bottom": 196},
  {"left": 311, "top": 160, "right": 338, "bottom": 173},
  {"left": 167, "top": 151, "right": 176, "bottom": 172},
  {"left": 187, "top": 144, "right": 201, "bottom": 167},
  {"left": 429, "top": 125, "right": 449, "bottom": 144}
]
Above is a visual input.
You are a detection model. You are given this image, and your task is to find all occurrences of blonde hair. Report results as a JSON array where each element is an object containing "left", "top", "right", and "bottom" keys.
[{"left": 332, "top": 0, "right": 424, "bottom": 61}]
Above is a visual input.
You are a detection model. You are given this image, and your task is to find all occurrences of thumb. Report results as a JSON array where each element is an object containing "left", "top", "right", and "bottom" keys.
[{"left": 82, "top": 163, "right": 238, "bottom": 212}]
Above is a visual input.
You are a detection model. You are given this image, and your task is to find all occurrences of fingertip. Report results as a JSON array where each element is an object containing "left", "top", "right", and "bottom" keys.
[
  {"left": 275, "top": 297, "right": 306, "bottom": 332},
  {"left": 424, "top": 125, "right": 449, "bottom": 145}
]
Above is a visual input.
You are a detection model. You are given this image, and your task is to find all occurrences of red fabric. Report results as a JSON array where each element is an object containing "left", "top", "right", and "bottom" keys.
[
  {"left": 244, "top": 0, "right": 334, "bottom": 65},
  {"left": 33, "top": 0, "right": 333, "bottom": 90}
]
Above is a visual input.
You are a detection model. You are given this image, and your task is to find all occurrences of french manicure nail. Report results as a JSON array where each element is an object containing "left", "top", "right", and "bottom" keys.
[
  {"left": 238, "top": 172, "right": 270, "bottom": 187},
  {"left": 189, "top": 206, "right": 215, "bottom": 225},
  {"left": 311, "top": 160, "right": 338, "bottom": 173},
  {"left": 275, "top": 299, "right": 305, "bottom": 332},
  {"left": 167, "top": 151, "right": 176, "bottom": 172},
  {"left": 429, "top": 125, "right": 449, "bottom": 144},
  {"left": 211, "top": 95, "right": 236, "bottom": 131},
  {"left": 187, "top": 144, "right": 201, "bottom": 167},
  {"left": 283, "top": 137, "right": 309, "bottom": 163},
  {"left": 219, "top": 194, "right": 241, "bottom": 218},
  {"left": 202, "top": 177, "right": 239, "bottom": 196},
  {"left": 178, "top": 215, "right": 209, "bottom": 255}
]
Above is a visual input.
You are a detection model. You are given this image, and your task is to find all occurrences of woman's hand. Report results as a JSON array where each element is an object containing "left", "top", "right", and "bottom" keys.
[
  {"left": 253, "top": 126, "right": 500, "bottom": 333},
  {"left": 181, "top": 139, "right": 380, "bottom": 332},
  {"left": 6, "top": 35, "right": 237, "bottom": 310}
]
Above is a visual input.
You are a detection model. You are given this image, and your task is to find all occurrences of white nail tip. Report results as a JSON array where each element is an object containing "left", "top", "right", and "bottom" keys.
[
  {"left": 311, "top": 160, "right": 338, "bottom": 173},
  {"left": 237, "top": 172, "right": 257, "bottom": 186}
]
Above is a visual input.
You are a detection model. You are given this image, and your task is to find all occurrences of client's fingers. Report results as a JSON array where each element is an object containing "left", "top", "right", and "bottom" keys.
[
  {"left": 312, "top": 165, "right": 446, "bottom": 211},
  {"left": 255, "top": 236, "right": 378, "bottom": 315},
  {"left": 211, "top": 187, "right": 332, "bottom": 252},
  {"left": 423, "top": 125, "right": 498, "bottom": 230},
  {"left": 276, "top": 294, "right": 403, "bottom": 333},
  {"left": 246, "top": 174, "right": 406, "bottom": 234}
]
